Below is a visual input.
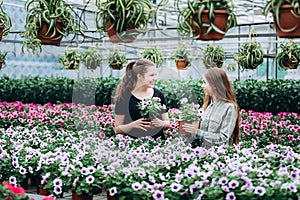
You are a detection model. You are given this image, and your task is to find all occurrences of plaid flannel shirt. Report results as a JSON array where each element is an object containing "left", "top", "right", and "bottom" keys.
[{"left": 195, "top": 100, "right": 237, "bottom": 149}]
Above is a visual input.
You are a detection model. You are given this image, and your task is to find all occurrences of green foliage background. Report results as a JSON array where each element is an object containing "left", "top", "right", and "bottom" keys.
[{"left": 0, "top": 76, "right": 299, "bottom": 113}]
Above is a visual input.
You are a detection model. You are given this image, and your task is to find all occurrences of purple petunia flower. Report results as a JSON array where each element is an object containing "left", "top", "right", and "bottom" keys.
[
  {"left": 226, "top": 192, "right": 236, "bottom": 200},
  {"left": 170, "top": 183, "right": 182, "bottom": 192},
  {"left": 152, "top": 190, "right": 164, "bottom": 200},
  {"left": 132, "top": 182, "right": 142, "bottom": 191},
  {"left": 254, "top": 186, "right": 266, "bottom": 196}
]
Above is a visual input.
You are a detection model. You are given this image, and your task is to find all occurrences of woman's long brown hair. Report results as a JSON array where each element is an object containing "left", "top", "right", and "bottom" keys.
[
  {"left": 202, "top": 68, "right": 240, "bottom": 145},
  {"left": 113, "top": 59, "right": 155, "bottom": 102}
]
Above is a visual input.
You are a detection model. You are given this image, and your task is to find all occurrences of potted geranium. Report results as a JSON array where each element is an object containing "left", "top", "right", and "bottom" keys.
[
  {"left": 108, "top": 49, "right": 127, "bottom": 70},
  {"left": 0, "top": 182, "right": 33, "bottom": 200},
  {"left": 170, "top": 45, "right": 192, "bottom": 70},
  {"left": 140, "top": 46, "right": 165, "bottom": 68},
  {"left": 263, "top": 0, "right": 300, "bottom": 38},
  {"left": 21, "top": 0, "right": 86, "bottom": 54},
  {"left": 95, "top": 0, "right": 153, "bottom": 43},
  {"left": 0, "top": 0, "right": 12, "bottom": 41},
  {"left": 176, "top": 0, "right": 237, "bottom": 40},
  {"left": 58, "top": 49, "right": 81, "bottom": 70},
  {"left": 0, "top": 50, "right": 7, "bottom": 69},
  {"left": 276, "top": 39, "right": 300, "bottom": 69},
  {"left": 234, "top": 29, "right": 264, "bottom": 70},
  {"left": 80, "top": 47, "right": 103, "bottom": 70},
  {"left": 178, "top": 98, "right": 202, "bottom": 135},
  {"left": 203, "top": 45, "right": 226, "bottom": 68}
]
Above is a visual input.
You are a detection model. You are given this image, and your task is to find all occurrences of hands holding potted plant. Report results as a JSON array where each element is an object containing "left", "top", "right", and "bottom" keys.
[{"left": 178, "top": 98, "right": 202, "bottom": 135}]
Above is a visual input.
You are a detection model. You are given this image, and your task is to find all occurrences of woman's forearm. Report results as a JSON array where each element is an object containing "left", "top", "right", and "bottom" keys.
[{"left": 114, "top": 121, "right": 135, "bottom": 134}]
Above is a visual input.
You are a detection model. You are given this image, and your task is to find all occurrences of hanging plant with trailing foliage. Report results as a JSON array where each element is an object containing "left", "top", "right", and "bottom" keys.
[{"left": 234, "top": 29, "right": 264, "bottom": 70}]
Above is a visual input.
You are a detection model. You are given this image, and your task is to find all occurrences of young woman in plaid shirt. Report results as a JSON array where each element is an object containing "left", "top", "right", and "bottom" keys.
[{"left": 183, "top": 68, "right": 240, "bottom": 149}]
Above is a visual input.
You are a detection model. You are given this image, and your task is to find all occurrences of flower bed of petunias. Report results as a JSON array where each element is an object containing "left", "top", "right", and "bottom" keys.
[{"left": 0, "top": 101, "right": 299, "bottom": 199}]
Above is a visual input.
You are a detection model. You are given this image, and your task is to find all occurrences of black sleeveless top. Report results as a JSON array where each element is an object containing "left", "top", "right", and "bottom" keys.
[{"left": 115, "top": 88, "right": 167, "bottom": 139}]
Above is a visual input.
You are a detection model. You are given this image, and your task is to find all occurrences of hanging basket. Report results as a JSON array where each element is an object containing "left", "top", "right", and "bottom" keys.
[
  {"left": 0, "top": 26, "right": 4, "bottom": 41},
  {"left": 110, "top": 64, "right": 123, "bottom": 70},
  {"left": 272, "top": 5, "right": 300, "bottom": 38},
  {"left": 37, "top": 19, "right": 63, "bottom": 46},
  {"left": 192, "top": 10, "right": 229, "bottom": 41},
  {"left": 105, "top": 20, "right": 137, "bottom": 43},
  {"left": 176, "top": 59, "right": 187, "bottom": 70}
]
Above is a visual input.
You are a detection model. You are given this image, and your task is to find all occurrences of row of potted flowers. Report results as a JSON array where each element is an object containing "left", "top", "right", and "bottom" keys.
[
  {"left": 0, "top": 101, "right": 299, "bottom": 199},
  {"left": 0, "top": 101, "right": 299, "bottom": 148},
  {"left": 1, "top": 126, "right": 299, "bottom": 199}
]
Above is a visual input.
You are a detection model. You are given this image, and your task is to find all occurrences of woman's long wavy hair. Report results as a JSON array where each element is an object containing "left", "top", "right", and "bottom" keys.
[
  {"left": 113, "top": 59, "right": 155, "bottom": 102},
  {"left": 202, "top": 68, "right": 240, "bottom": 145}
]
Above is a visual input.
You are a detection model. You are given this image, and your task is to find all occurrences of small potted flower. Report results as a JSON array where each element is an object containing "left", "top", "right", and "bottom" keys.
[
  {"left": 0, "top": 50, "right": 7, "bottom": 69},
  {"left": 178, "top": 98, "right": 202, "bottom": 135},
  {"left": 70, "top": 165, "right": 103, "bottom": 200},
  {"left": 137, "top": 97, "right": 165, "bottom": 121},
  {"left": 203, "top": 45, "right": 226, "bottom": 68},
  {"left": 108, "top": 49, "right": 127, "bottom": 70},
  {"left": 276, "top": 39, "right": 300, "bottom": 69}
]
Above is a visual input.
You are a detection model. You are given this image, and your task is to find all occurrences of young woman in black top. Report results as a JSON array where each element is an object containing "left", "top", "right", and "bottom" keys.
[{"left": 113, "top": 59, "right": 170, "bottom": 139}]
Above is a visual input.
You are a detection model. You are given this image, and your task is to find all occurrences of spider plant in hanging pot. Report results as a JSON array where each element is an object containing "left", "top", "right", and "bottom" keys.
[
  {"left": 59, "top": 49, "right": 81, "bottom": 70},
  {"left": 170, "top": 45, "right": 192, "bottom": 70},
  {"left": 234, "top": 30, "right": 264, "bottom": 70},
  {"left": 0, "top": 50, "right": 7, "bottom": 69},
  {"left": 140, "top": 46, "right": 165, "bottom": 68},
  {"left": 21, "top": 0, "right": 86, "bottom": 54},
  {"left": 80, "top": 47, "right": 103, "bottom": 70},
  {"left": 203, "top": 45, "right": 226, "bottom": 68},
  {"left": 263, "top": 0, "right": 300, "bottom": 38},
  {"left": 176, "top": 0, "right": 237, "bottom": 40},
  {"left": 0, "top": 0, "right": 12, "bottom": 41},
  {"left": 108, "top": 49, "right": 127, "bottom": 70},
  {"left": 95, "top": 0, "right": 153, "bottom": 43},
  {"left": 276, "top": 40, "right": 300, "bottom": 69}
]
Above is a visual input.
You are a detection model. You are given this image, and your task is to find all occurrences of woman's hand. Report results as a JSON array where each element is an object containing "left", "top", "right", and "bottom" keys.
[
  {"left": 151, "top": 118, "right": 165, "bottom": 128},
  {"left": 131, "top": 118, "right": 151, "bottom": 131},
  {"left": 182, "top": 122, "right": 198, "bottom": 135}
]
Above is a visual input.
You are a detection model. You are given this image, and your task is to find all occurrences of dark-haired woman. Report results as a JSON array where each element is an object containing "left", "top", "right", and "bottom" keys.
[
  {"left": 113, "top": 59, "right": 170, "bottom": 139},
  {"left": 183, "top": 68, "right": 240, "bottom": 148}
]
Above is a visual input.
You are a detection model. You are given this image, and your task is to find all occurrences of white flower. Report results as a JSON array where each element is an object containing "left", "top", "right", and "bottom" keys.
[
  {"left": 132, "top": 182, "right": 142, "bottom": 191},
  {"left": 109, "top": 187, "right": 117, "bottom": 196},
  {"left": 170, "top": 183, "right": 182, "bottom": 192},
  {"left": 86, "top": 175, "right": 95, "bottom": 184},
  {"left": 180, "top": 98, "right": 188, "bottom": 104}
]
